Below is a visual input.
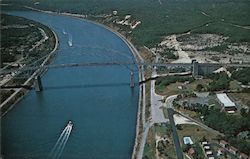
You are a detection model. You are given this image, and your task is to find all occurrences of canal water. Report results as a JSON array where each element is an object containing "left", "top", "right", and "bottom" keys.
[{"left": 2, "top": 11, "right": 139, "bottom": 159}]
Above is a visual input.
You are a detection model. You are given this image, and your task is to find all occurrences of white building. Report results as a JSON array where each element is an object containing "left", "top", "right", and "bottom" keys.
[{"left": 216, "top": 93, "right": 236, "bottom": 113}]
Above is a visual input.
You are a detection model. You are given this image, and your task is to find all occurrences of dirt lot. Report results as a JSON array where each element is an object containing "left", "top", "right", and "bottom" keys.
[{"left": 152, "top": 33, "right": 250, "bottom": 64}]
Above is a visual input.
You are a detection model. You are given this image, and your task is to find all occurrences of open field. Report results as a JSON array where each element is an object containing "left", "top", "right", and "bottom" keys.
[
  {"left": 143, "top": 124, "right": 176, "bottom": 159},
  {"left": 156, "top": 82, "right": 183, "bottom": 96},
  {"left": 229, "top": 93, "right": 250, "bottom": 108},
  {"left": 177, "top": 124, "right": 217, "bottom": 144}
]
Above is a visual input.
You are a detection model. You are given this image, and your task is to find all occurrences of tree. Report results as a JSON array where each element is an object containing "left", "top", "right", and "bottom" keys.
[
  {"left": 240, "top": 108, "right": 247, "bottom": 117},
  {"left": 176, "top": 124, "right": 182, "bottom": 130},
  {"left": 196, "top": 84, "right": 203, "bottom": 92},
  {"left": 182, "top": 144, "right": 191, "bottom": 152}
]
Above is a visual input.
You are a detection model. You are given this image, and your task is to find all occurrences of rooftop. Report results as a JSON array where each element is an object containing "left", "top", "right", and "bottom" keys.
[
  {"left": 229, "top": 146, "right": 238, "bottom": 152},
  {"left": 216, "top": 93, "right": 236, "bottom": 107}
]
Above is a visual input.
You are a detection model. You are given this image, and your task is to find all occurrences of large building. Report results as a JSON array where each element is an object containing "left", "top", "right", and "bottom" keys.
[{"left": 216, "top": 93, "right": 236, "bottom": 113}]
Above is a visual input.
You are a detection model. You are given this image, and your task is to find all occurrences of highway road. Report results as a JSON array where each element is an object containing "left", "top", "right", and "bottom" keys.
[
  {"left": 164, "top": 94, "right": 184, "bottom": 159},
  {"left": 167, "top": 108, "right": 184, "bottom": 159}
]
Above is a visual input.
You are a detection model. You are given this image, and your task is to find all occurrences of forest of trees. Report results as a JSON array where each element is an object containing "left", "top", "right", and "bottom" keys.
[
  {"left": 187, "top": 105, "right": 250, "bottom": 155},
  {"left": 206, "top": 72, "right": 231, "bottom": 91},
  {"left": 231, "top": 68, "right": 250, "bottom": 85},
  {"left": 156, "top": 76, "right": 194, "bottom": 87}
]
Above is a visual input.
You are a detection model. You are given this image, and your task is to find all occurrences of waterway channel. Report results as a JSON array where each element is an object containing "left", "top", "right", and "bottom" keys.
[{"left": 2, "top": 11, "right": 139, "bottom": 159}]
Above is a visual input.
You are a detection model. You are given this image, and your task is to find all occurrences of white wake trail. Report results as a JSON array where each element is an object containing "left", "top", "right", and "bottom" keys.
[
  {"left": 55, "top": 126, "right": 73, "bottom": 159},
  {"left": 49, "top": 126, "right": 68, "bottom": 157},
  {"left": 52, "top": 126, "right": 70, "bottom": 159}
]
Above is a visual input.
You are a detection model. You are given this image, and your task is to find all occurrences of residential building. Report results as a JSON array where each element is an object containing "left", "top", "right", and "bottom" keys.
[
  {"left": 239, "top": 153, "right": 248, "bottom": 159},
  {"left": 219, "top": 140, "right": 229, "bottom": 148},
  {"left": 229, "top": 146, "right": 238, "bottom": 155}
]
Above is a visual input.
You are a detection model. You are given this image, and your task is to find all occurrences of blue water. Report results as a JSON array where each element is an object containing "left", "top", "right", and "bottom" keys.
[{"left": 2, "top": 11, "right": 139, "bottom": 159}]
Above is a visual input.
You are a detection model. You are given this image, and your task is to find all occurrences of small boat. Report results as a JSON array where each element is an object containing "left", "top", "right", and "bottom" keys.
[
  {"left": 68, "top": 34, "right": 73, "bottom": 47},
  {"left": 68, "top": 40, "right": 72, "bottom": 47},
  {"left": 62, "top": 29, "right": 67, "bottom": 35},
  {"left": 68, "top": 120, "right": 73, "bottom": 127}
]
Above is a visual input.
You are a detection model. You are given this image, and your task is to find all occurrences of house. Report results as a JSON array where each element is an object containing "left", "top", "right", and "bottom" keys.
[
  {"left": 217, "top": 147, "right": 225, "bottom": 156},
  {"left": 219, "top": 140, "right": 229, "bottom": 148},
  {"left": 202, "top": 141, "right": 208, "bottom": 146},
  {"left": 207, "top": 153, "right": 215, "bottom": 159},
  {"left": 188, "top": 147, "right": 195, "bottom": 157},
  {"left": 216, "top": 93, "right": 236, "bottom": 113},
  {"left": 239, "top": 153, "right": 248, "bottom": 159},
  {"left": 204, "top": 145, "right": 211, "bottom": 151},
  {"left": 229, "top": 146, "right": 238, "bottom": 155},
  {"left": 206, "top": 151, "right": 213, "bottom": 155}
]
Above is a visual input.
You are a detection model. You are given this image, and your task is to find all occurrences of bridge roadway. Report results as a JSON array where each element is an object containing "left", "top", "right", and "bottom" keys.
[{"left": 1, "top": 61, "right": 250, "bottom": 75}]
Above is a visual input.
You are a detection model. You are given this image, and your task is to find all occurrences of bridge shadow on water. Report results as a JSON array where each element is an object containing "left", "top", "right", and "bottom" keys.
[{"left": 43, "top": 82, "right": 139, "bottom": 91}]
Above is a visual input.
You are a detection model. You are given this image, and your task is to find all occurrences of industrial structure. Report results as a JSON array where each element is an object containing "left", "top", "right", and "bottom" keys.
[{"left": 216, "top": 93, "right": 237, "bottom": 113}]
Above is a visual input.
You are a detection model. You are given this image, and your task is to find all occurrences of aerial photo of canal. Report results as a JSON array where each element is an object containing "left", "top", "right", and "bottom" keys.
[{"left": 2, "top": 11, "right": 139, "bottom": 159}]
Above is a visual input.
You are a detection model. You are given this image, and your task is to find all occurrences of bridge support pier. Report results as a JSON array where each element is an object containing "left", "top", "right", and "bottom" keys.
[
  {"left": 34, "top": 75, "right": 43, "bottom": 92},
  {"left": 130, "top": 72, "right": 135, "bottom": 88}
]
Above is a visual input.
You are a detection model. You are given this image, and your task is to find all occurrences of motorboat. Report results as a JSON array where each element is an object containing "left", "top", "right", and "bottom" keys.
[
  {"left": 68, "top": 34, "right": 73, "bottom": 47},
  {"left": 68, "top": 120, "right": 73, "bottom": 127}
]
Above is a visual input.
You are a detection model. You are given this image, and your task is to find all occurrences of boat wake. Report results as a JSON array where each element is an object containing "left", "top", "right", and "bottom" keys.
[
  {"left": 62, "top": 29, "right": 67, "bottom": 35},
  {"left": 48, "top": 121, "right": 73, "bottom": 159},
  {"left": 68, "top": 34, "right": 73, "bottom": 47}
]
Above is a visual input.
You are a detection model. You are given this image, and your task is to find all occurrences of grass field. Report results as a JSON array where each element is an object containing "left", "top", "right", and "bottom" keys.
[
  {"left": 185, "top": 79, "right": 212, "bottom": 91},
  {"left": 143, "top": 124, "right": 176, "bottom": 159},
  {"left": 177, "top": 124, "right": 217, "bottom": 144},
  {"left": 156, "top": 82, "right": 183, "bottom": 96},
  {"left": 229, "top": 93, "right": 250, "bottom": 108}
]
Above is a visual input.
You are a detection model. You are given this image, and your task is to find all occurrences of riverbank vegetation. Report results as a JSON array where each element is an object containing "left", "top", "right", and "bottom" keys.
[
  {"left": 231, "top": 68, "right": 250, "bottom": 85},
  {"left": 1, "top": 14, "right": 56, "bottom": 66},
  {"left": 0, "top": 14, "right": 56, "bottom": 114}
]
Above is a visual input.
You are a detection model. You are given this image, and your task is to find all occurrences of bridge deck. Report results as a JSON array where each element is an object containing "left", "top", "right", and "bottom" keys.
[{"left": 1, "top": 62, "right": 250, "bottom": 75}]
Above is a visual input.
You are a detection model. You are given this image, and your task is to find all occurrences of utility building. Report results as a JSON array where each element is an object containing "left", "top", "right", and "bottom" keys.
[{"left": 216, "top": 93, "right": 236, "bottom": 113}]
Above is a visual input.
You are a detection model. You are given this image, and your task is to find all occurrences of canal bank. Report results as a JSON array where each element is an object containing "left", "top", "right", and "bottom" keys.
[{"left": 2, "top": 10, "right": 140, "bottom": 159}]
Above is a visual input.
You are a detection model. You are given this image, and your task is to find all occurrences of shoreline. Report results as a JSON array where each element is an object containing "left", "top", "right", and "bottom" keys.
[
  {"left": 0, "top": 27, "right": 59, "bottom": 117},
  {"left": 6, "top": 6, "right": 145, "bottom": 159}
]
